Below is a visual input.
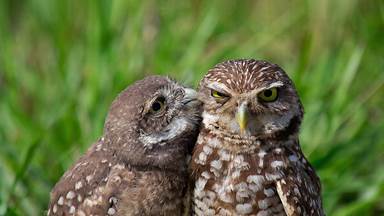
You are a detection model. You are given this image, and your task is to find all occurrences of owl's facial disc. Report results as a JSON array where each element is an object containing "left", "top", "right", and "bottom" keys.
[
  {"left": 203, "top": 80, "right": 299, "bottom": 137},
  {"left": 139, "top": 85, "right": 201, "bottom": 151}
]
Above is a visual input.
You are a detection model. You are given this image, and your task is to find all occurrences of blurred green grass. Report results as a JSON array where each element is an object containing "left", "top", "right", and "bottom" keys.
[{"left": 0, "top": 0, "right": 383, "bottom": 215}]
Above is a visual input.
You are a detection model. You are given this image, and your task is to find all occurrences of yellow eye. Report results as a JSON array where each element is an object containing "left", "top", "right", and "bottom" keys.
[
  {"left": 211, "top": 90, "right": 228, "bottom": 98},
  {"left": 150, "top": 96, "right": 166, "bottom": 113},
  {"left": 258, "top": 88, "right": 278, "bottom": 102}
]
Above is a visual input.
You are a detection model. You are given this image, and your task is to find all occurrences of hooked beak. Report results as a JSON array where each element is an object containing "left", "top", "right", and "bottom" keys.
[
  {"left": 236, "top": 102, "right": 249, "bottom": 133},
  {"left": 183, "top": 88, "right": 199, "bottom": 105}
]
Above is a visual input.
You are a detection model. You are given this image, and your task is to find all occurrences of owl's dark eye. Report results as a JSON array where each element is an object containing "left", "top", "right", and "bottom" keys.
[
  {"left": 150, "top": 96, "right": 166, "bottom": 113},
  {"left": 258, "top": 87, "right": 278, "bottom": 102}
]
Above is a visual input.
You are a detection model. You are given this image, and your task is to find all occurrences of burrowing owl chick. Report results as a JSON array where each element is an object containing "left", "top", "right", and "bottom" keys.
[
  {"left": 191, "top": 59, "right": 324, "bottom": 215},
  {"left": 48, "top": 76, "right": 201, "bottom": 215}
]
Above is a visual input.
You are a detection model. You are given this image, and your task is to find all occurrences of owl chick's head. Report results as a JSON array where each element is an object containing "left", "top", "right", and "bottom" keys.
[
  {"left": 104, "top": 76, "right": 201, "bottom": 169},
  {"left": 199, "top": 59, "right": 303, "bottom": 139}
]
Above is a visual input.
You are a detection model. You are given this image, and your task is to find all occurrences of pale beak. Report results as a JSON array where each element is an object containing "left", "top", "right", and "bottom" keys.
[
  {"left": 183, "top": 88, "right": 199, "bottom": 105},
  {"left": 236, "top": 102, "right": 249, "bottom": 133}
]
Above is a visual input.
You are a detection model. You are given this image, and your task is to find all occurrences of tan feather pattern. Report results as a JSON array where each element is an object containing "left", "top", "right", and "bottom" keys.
[
  {"left": 48, "top": 76, "right": 201, "bottom": 216},
  {"left": 192, "top": 59, "right": 324, "bottom": 216}
]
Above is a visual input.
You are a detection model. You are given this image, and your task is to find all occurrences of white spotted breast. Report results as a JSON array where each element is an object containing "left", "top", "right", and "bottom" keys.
[{"left": 191, "top": 131, "right": 296, "bottom": 215}]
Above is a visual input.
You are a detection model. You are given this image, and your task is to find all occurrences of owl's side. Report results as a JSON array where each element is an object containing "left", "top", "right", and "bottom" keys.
[
  {"left": 191, "top": 59, "right": 324, "bottom": 215},
  {"left": 48, "top": 76, "right": 201, "bottom": 216}
]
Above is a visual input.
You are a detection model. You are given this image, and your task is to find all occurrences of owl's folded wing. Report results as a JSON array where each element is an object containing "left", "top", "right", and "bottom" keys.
[
  {"left": 276, "top": 159, "right": 324, "bottom": 216},
  {"left": 47, "top": 142, "right": 136, "bottom": 216}
]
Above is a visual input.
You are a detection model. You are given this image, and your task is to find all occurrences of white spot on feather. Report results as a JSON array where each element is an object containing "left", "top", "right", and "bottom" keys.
[
  {"left": 274, "top": 148, "right": 283, "bottom": 154},
  {"left": 219, "top": 209, "right": 232, "bottom": 215},
  {"left": 247, "top": 175, "right": 265, "bottom": 184},
  {"left": 264, "top": 188, "right": 275, "bottom": 197},
  {"left": 57, "top": 196, "right": 64, "bottom": 205},
  {"left": 86, "top": 175, "right": 93, "bottom": 183},
  {"left": 95, "top": 144, "right": 102, "bottom": 151},
  {"left": 207, "top": 137, "right": 221, "bottom": 148},
  {"left": 233, "top": 155, "right": 250, "bottom": 170},
  {"left": 194, "top": 199, "right": 209, "bottom": 213},
  {"left": 236, "top": 203, "right": 253, "bottom": 214},
  {"left": 108, "top": 207, "right": 116, "bottom": 215},
  {"left": 231, "top": 170, "right": 241, "bottom": 178},
  {"left": 271, "top": 160, "right": 284, "bottom": 168},
  {"left": 66, "top": 191, "right": 75, "bottom": 199},
  {"left": 203, "top": 145, "right": 213, "bottom": 155},
  {"left": 247, "top": 175, "right": 265, "bottom": 192},
  {"left": 69, "top": 206, "right": 75, "bottom": 214},
  {"left": 198, "top": 152, "right": 207, "bottom": 163},
  {"left": 258, "top": 199, "right": 270, "bottom": 209},
  {"left": 75, "top": 181, "right": 83, "bottom": 190},
  {"left": 113, "top": 164, "right": 125, "bottom": 170},
  {"left": 196, "top": 177, "right": 207, "bottom": 190},
  {"left": 235, "top": 182, "right": 250, "bottom": 201},
  {"left": 201, "top": 171, "right": 211, "bottom": 179},
  {"left": 194, "top": 177, "right": 208, "bottom": 198},
  {"left": 218, "top": 149, "right": 230, "bottom": 161},
  {"left": 265, "top": 172, "right": 283, "bottom": 181},
  {"left": 258, "top": 150, "right": 267, "bottom": 167},
  {"left": 210, "top": 160, "right": 222, "bottom": 170}
]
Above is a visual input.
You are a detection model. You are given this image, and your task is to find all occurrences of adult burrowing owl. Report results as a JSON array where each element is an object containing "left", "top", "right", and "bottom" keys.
[
  {"left": 48, "top": 76, "right": 201, "bottom": 215},
  {"left": 191, "top": 59, "right": 324, "bottom": 215}
]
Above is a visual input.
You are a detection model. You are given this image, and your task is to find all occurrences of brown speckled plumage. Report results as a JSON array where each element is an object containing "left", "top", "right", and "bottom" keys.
[
  {"left": 191, "top": 59, "right": 324, "bottom": 215},
  {"left": 48, "top": 76, "right": 201, "bottom": 216}
]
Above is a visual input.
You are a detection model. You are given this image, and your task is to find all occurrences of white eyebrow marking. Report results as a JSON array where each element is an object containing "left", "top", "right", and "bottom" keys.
[
  {"left": 206, "top": 82, "right": 233, "bottom": 94},
  {"left": 267, "top": 81, "right": 284, "bottom": 89},
  {"left": 242, "top": 81, "right": 284, "bottom": 97},
  {"left": 206, "top": 80, "right": 284, "bottom": 100}
]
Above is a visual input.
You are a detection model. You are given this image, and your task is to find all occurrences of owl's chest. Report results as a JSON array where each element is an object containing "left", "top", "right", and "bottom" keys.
[
  {"left": 193, "top": 144, "right": 287, "bottom": 215},
  {"left": 117, "top": 170, "right": 188, "bottom": 215}
]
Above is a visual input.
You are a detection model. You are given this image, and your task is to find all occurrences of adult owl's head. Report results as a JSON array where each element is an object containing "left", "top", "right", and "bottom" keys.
[
  {"left": 198, "top": 59, "right": 303, "bottom": 139},
  {"left": 104, "top": 76, "right": 201, "bottom": 169}
]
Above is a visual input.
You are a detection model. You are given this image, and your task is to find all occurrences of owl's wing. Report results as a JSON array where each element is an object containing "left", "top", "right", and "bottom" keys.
[
  {"left": 275, "top": 157, "right": 324, "bottom": 216},
  {"left": 48, "top": 144, "right": 188, "bottom": 215},
  {"left": 48, "top": 142, "right": 136, "bottom": 216}
]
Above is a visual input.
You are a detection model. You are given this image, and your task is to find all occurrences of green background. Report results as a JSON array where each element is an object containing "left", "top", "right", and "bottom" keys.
[{"left": 0, "top": 0, "right": 383, "bottom": 215}]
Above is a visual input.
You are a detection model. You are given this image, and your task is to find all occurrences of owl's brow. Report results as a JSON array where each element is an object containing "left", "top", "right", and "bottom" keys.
[
  {"left": 242, "top": 81, "right": 284, "bottom": 96},
  {"left": 207, "top": 81, "right": 284, "bottom": 97},
  {"left": 206, "top": 82, "right": 233, "bottom": 94}
]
